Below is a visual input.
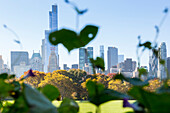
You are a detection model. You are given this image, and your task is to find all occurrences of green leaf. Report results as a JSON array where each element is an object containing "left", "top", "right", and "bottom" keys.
[
  {"left": 0, "top": 79, "right": 14, "bottom": 98},
  {"left": 40, "top": 84, "right": 60, "bottom": 101},
  {"left": 0, "top": 73, "right": 8, "bottom": 79},
  {"left": 128, "top": 86, "right": 170, "bottom": 113},
  {"left": 23, "top": 84, "right": 58, "bottom": 113},
  {"left": 49, "top": 25, "right": 98, "bottom": 52},
  {"left": 8, "top": 95, "right": 29, "bottom": 113},
  {"left": 12, "top": 81, "right": 21, "bottom": 91},
  {"left": 74, "top": 7, "right": 88, "bottom": 15},
  {"left": 138, "top": 68, "right": 148, "bottom": 77},
  {"left": 159, "top": 59, "right": 165, "bottom": 65},
  {"left": 8, "top": 74, "right": 16, "bottom": 79},
  {"left": 58, "top": 98, "right": 79, "bottom": 113},
  {"left": 156, "top": 86, "right": 170, "bottom": 93},
  {"left": 86, "top": 80, "right": 130, "bottom": 106},
  {"left": 90, "top": 57, "right": 105, "bottom": 71},
  {"left": 139, "top": 41, "right": 152, "bottom": 49}
]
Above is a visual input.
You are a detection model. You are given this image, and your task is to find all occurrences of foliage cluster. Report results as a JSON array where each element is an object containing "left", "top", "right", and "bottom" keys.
[{"left": 0, "top": 0, "right": 170, "bottom": 113}]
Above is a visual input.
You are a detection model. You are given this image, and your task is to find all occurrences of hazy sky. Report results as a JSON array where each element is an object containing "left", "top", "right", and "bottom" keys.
[{"left": 0, "top": 0, "right": 170, "bottom": 69}]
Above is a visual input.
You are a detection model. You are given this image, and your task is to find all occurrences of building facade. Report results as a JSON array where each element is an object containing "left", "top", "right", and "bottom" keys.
[
  {"left": 118, "top": 55, "right": 124, "bottom": 63},
  {"left": 158, "top": 42, "right": 167, "bottom": 80},
  {"left": 43, "top": 5, "right": 59, "bottom": 72},
  {"left": 11, "top": 51, "right": 29, "bottom": 73},
  {"left": 107, "top": 47, "right": 118, "bottom": 73},
  {"left": 79, "top": 48, "right": 87, "bottom": 70},
  {"left": 14, "top": 62, "right": 31, "bottom": 78},
  {"left": 100, "top": 45, "right": 104, "bottom": 60},
  {"left": 87, "top": 47, "right": 93, "bottom": 74},
  {"left": 149, "top": 53, "right": 158, "bottom": 78},
  {"left": 30, "top": 52, "right": 43, "bottom": 71},
  {"left": 167, "top": 57, "right": 170, "bottom": 78},
  {"left": 71, "top": 64, "right": 78, "bottom": 69},
  {"left": 48, "top": 51, "right": 58, "bottom": 72}
]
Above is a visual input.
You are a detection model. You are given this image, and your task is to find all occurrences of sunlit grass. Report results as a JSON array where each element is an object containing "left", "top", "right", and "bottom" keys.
[{"left": 53, "top": 100, "right": 134, "bottom": 113}]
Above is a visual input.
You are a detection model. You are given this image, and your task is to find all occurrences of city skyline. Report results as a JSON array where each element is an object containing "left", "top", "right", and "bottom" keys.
[{"left": 0, "top": 0, "right": 170, "bottom": 69}]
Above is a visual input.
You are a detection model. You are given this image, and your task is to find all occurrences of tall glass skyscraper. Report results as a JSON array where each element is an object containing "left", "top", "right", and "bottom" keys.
[
  {"left": 107, "top": 47, "right": 118, "bottom": 73},
  {"left": 43, "top": 5, "right": 59, "bottom": 72},
  {"left": 158, "top": 42, "right": 167, "bottom": 80},
  {"left": 100, "top": 45, "right": 104, "bottom": 60},
  {"left": 79, "top": 48, "right": 87, "bottom": 70},
  {"left": 87, "top": 47, "right": 93, "bottom": 74},
  {"left": 149, "top": 52, "right": 158, "bottom": 78}
]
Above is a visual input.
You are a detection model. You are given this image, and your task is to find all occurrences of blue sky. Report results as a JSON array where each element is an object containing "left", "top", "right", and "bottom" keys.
[{"left": 0, "top": 0, "right": 170, "bottom": 69}]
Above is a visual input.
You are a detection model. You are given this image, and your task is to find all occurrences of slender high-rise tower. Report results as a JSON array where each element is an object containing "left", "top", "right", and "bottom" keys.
[
  {"left": 43, "top": 5, "right": 59, "bottom": 72},
  {"left": 100, "top": 45, "right": 104, "bottom": 60},
  {"left": 107, "top": 47, "right": 118, "bottom": 73},
  {"left": 158, "top": 42, "right": 167, "bottom": 80}
]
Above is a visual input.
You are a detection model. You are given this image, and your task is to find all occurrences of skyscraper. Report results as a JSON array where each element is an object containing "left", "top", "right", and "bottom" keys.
[
  {"left": 48, "top": 51, "right": 58, "bottom": 72},
  {"left": 11, "top": 51, "right": 29, "bottom": 72},
  {"left": 124, "top": 58, "right": 133, "bottom": 72},
  {"left": 167, "top": 57, "right": 170, "bottom": 78},
  {"left": 118, "top": 55, "right": 124, "bottom": 63},
  {"left": 158, "top": 42, "right": 167, "bottom": 80},
  {"left": 149, "top": 52, "right": 158, "bottom": 78},
  {"left": 107, "top": 47, "right": 118, "bottom": 73},
  {"left": 79, "top": 48, "right": 87, "bottom": 70},
  {"left": 0, "top": 55, "right": 4, "bottom": 73},
  {"left": 100, "top": 45, "right": 104, "bottom": 60},
  {"left": 41, "top": 39, "right": 45, "bottom": 71},
  {"left": 30, "top": 52, "right": 43, "bottom": 71},
  {"left": 87, "top": 47, "right": 93, "bottom": 74},
  {"left": 42, "top": 5, "right": 59, "bottom": 72}
]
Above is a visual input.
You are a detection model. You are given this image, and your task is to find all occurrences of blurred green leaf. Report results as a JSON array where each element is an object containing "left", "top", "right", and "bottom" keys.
[
  {"left": 8, "top": 95, "right": 29, "bottom": 113},
  {"left": 58, "top": 98, "right": 79, "bottom": 113},
  {"left": 90, "top": 57, "right": 105, "bottom": 71},
  {"left": 8, "top": 74, "right": 16, "bottom": 79},
  {"left": 86, "top": 80, "right": 130, "bottom": 106},
  {"left": 49, "top": 25, "right": 98, "bottom": 52},
  {"left": 156, "top": 86, "right": 170, "bottom": 94},
  {"left": 139, "top": 41, "right": 152, "bottom": 49},
  {"left": 0, "top": 79, "right": 14, "bottom": 98},
  {"left": 159, "top": 59, "right": 165, "bottom": 65},
  {"left": 128, "top": 86, "right": 170, "bottom": 113},
  {"left": 0, "top": 73, "right": 8, "bottom": 80},
  {"left": 12, "top": 81, "right": 21, "bottom": 91},
  {"left": 40, "top": 84, "right": 60, "bottom": 101},
  {"left": 138, "top": 68, "right": 148, "bottom": 77},
  {"left": 23, "top": 84, "right": 58, "bottom": 113}
]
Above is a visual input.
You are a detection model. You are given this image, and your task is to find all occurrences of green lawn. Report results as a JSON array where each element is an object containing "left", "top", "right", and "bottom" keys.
[{"left": 52, "top": 100, "right": 134, "bottom": 113}]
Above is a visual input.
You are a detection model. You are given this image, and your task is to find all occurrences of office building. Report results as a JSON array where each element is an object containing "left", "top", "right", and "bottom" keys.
[
  {"left": 87, "top": 47, "right": 93, "bottom": 74},
  {"left": 14, "top": 62, "right": 31, "bottom": 78},
  {"left": 118, "top": 55, "right": 124, "bottom": 63},
  {"left": 11, "top": 51, "right": 29, "bottom": 73},
  {"left": 48, "top": 51, "right": 58, "bottom": 72},
  {"left": 79, "top": 48, "right": 88, "bottom": 70},
  {"left": 107, "top": 47, "right": 118, "bottom": 73},
  {"left": 124, "top": 58, "right": 133, "bottom": 72},
  {"left": 71, "top": 64, "right": 78, "bottom": 69},
  {"left": 30, "top": 52, "right": 43, "bottom": 71},
  {"left": 158, "top": 42, "right": 167, "bottom": 80},
  {"left": 100, "top": 45, "right": 104, "bottom": 60},
  {"left": 149, "top": 53, "right": 158, "bottom": 78},
  {"left": 43, "top": 5, "right": 59, "bottom": 72},
  {"left": 167, "top": 57, "right": 170, "bottom": 78}
]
